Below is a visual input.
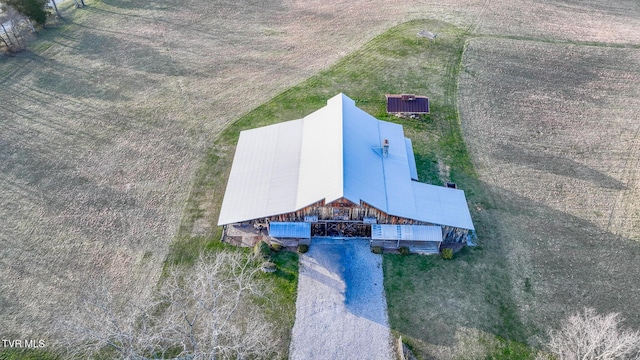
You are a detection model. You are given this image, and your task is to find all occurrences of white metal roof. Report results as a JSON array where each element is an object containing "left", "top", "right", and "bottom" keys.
[
  {"left": 371, "top": 224, "right": 443, "bottom": 242},
  {"left": 218, "top": 93, "right": 475, "bottom": 230},
  {"left": 405, "top": 138, "right": 419, "bottom": 181},
  {"left": 217, "top": 119, "right": 304, "bottom": 224},
  {"left": 412, "top": 182, "right": 475, "bottom": 230}
]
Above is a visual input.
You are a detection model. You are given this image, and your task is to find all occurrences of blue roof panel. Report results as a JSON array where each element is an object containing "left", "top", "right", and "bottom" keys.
[
  {"left": 405, "top": 138, "right": 418, "bottom": 181},
  {"left": 371, "top": 224, "right": 442, "bottom": 241},
  {"left": 269, "top": 222, "right": 311, "bottom": 239}
]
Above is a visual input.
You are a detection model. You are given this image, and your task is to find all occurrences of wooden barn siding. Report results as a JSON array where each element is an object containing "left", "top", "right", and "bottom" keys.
[
  {"left": 247, "top": 197, "right": 470, "bottom": 241},
  {"left": 443, "top": 226, "right": 469, "bottom": 243},
  {"left": 262, "top": 199, "right": 432, "bottom": 225}
]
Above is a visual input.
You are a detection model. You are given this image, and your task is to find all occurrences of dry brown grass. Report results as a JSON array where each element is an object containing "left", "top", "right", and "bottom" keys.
[
  {"left": 459, "top": 37, "right": 640, "bottom": 338},
  {"left": 0, "top": 0, "right": 410, "bottom": 341},
  {"left": 1, "top": 0, "right": 640, "bottom": 355},
  {"left": 0, "top": 0, "right": 438, "bottom": 345},
  {"left": 469, "top": 0, "right": 640, "bottom": 44}
]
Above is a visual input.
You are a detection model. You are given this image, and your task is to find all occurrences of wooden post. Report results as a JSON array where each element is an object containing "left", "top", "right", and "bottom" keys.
[{"left": 397, "top": 336, "right": 406, "bottom": 360}]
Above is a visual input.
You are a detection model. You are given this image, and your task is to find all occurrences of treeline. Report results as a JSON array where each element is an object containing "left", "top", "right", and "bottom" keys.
[{"left": 0, "top": 0, "right": 85, "bottom": 52}]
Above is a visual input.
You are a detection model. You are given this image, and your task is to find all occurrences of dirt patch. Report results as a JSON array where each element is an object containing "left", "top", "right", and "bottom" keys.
[{"left": 290, "top": 239, "right": 393, "bottom": 360}]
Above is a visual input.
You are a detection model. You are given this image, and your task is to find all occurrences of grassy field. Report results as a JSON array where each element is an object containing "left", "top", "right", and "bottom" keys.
[
  {"left": 2, "top": 0, "right": 640, "bottom": 358},
  {"left": 0, "top": 0, "right": 417, "bottom": 346},
  {"left": 176, "top": 8, "right": 640, "bottom": 360},
  {"left": 383, "top": 23, "right": 640, "bottom": 360},
  {"left": 458, "top": 37, "right": 640, "bottom": 342}
]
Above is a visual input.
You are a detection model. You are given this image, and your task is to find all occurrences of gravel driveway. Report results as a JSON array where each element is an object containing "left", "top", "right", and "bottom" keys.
[{"left": 289, "top": 238, "right": 394, "bottom": 360}]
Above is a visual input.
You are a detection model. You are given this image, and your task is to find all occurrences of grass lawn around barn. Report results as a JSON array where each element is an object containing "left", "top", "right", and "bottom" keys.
[{"left": 178, "top": 18, "right": 537, "bottom": 358}]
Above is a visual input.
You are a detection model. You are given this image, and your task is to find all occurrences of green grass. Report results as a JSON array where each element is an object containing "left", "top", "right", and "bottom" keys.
[
  {"left": 0, "top": 348, "right": 61, "bottom": 360},
  {"left": 262, "top": 250, "right": 299, "bottom": 315},
  {"left": 252, "top": 250, "right": 299, "bottom": 359},
  {"left": 484, "top": 338, "right": 537, "bottom": 360}
]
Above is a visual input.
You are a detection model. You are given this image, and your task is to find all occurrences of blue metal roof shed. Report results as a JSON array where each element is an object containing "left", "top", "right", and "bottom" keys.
[
  {"left": 371, "top": 225, "right": 443, "bottom": 242},
  {"left": 269, "top": 222, "right": 311, "bottom": 239}
]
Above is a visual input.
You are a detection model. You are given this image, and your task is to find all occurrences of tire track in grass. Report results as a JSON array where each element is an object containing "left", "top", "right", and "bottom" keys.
[{"left": 605, "top": 123, "right": 640, "bottom": 240}]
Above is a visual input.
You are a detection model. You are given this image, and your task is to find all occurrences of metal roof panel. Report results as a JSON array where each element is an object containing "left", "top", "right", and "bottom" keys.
[
  {"left": 218, "top": 94, "right": 474, "bottom": 232},
  {"left": 269, "top": 222, "right": 311, "bottom": 239},
  {"left": 412, "top": 182, "right": 475, "bottom": 230},
  {"left": 217, "top": 120, "right": 304, "bottom": 225},
  {"left": 371, "top": 224, "right": 442, "bottom": 241},
  {"left": 405, "top": 138, "right": 419, "bottom": 181}
]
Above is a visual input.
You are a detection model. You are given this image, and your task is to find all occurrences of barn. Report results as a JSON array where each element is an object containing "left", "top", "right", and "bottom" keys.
[{"left": 218, "top": 93, "right": 474, "bottom": 253}]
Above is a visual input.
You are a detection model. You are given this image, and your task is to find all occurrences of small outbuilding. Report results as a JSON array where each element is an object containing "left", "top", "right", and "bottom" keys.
[{"left": 385, "top": 94, "right": 430, "bottom": 116}]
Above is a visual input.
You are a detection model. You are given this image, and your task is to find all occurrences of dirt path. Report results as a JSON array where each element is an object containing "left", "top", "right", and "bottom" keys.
[{"left": 289, "top": 239, "right": 393, "bottom": 360}]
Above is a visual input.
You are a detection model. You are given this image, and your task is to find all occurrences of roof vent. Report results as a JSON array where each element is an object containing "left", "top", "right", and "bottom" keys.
[
  {"left": 401, "top": 94, "right": 416, "bottom": 101},
  {"left": 382, "top": 139, "right": 389, "bottom": 158}
]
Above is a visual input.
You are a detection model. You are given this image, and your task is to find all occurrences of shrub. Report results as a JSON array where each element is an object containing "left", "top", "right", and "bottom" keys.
[
  {"left": 372, "top": 246, "right": 383, "bottom": 254},
  {"left": 524, "top": 277, "right": 532, "bottom": 293},
  {"left": 4, "top": 0, "right": 49, "bottom": 26},
  {"left": 254, "top": 241, "right": 271, "bottom": 259},
  {"left": 297, "top": 244, "right": 309, "bottom": 253},
  {"left": 270, "top": 243, "right": 283, "bottom": 252},
  {"left": 261, "top": 261, "right": 277, "bottom": 273},
  {"left": 441, "top": 248, "right": 454, "bottom": 260},
  {"left": 399, "top": 247, "right": 410, "bottom": 255}
]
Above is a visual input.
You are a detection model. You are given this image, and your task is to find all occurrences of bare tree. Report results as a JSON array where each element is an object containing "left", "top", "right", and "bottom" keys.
[
  {"left": 57, "top": 279, "right": 164, "bottom": 359},
  {"left": 546, "top": 308, "right": 640, "bottom": 360},
  {"left": 58, "top": 251, "right": 281, "bottom": 359},
  {"left": 0, "top": 5, "right": 38, "bottom": 52},
  {"left": 0, "top": 22, "right": 10, "bottom": 48},
  {"left": 50, "top": 0, "right": 60, "bottom": 18},
  {"left": 158, "top": 251, "right": 279, "bottom": 359}
]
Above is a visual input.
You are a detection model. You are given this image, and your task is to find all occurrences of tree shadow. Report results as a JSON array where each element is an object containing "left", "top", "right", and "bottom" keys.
[
  {"left": 71, "top": 30, "right": 192, "bottom": 77},
  {"left": 385, "top": 173, "right": 640, "bottom": 349},
  {"left": 474, "top": 178, "right": 640, "bottom": 339},
  {"left": 494, "top": 143, "right": 627, "bottom": 190}
]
